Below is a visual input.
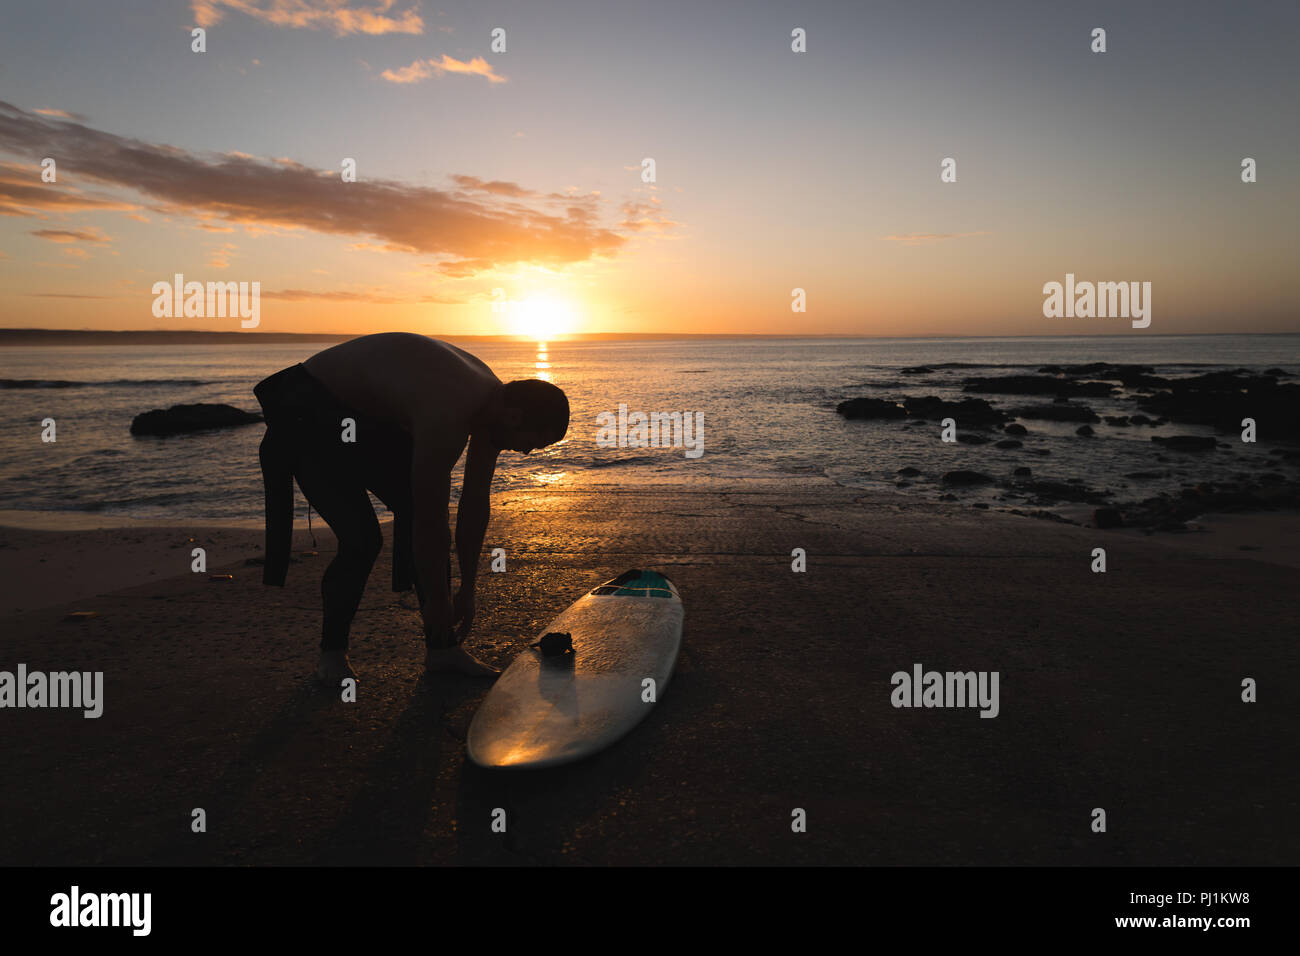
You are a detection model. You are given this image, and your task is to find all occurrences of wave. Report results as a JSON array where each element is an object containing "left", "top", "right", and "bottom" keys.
[
  {"left": 583, "top": 455, "right": 663, "bottom": 469},
  {"left": 0, "top": 377, "right": 218, "bottom": 389}
]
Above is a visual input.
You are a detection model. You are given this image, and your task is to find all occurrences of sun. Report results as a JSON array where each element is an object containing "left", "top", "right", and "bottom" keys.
[{"left": 509, "top": 295, "right": 578, "bottom": 340}]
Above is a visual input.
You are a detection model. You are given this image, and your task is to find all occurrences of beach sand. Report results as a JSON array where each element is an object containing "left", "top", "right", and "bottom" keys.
[{"left": 1, "top": 480, "right": 1296, "bottom": 865}]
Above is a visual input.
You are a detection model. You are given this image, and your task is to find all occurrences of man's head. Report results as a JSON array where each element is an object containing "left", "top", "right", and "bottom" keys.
[{"left": 492, "top": 379, "right": 569, "bottom": 453}]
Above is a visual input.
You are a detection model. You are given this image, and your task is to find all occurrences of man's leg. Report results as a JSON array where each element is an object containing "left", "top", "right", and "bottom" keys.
[
  {"left": 293, "top": 453, "right": 381, "bottom": 681},
  {"left": 367, "top": 453, "right": 495, "bottom": 675}
]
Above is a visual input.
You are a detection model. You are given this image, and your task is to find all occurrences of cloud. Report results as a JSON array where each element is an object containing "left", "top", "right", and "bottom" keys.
[
  {"left": 881, "top": 231, "right": 991, "bottom": 245},
  {"left": 33, "top": 108, "right": 88, "bottom": 122},
  {"left": 29, "top": 227, "right": 111, "bottom": 244},
  {"left": 27, "top": 292, "right": 111, "bottom": 299},
  {"left": 0, "top": 163, "right": 137, "bottom": 217},
  {"left": 0, "top": 102, "right": 625, "bottom": 277},
  {"left": 620, "top": 198, "right": 679, "bottom": 233},
  {"left": 208, "top": 242, "right": 238, "bottom": 269},
  {"left": 192, "top": 0, "right": 423, "bottom": 35},
  {"left": 263, "top": 288, "right": 465, "bottom": 304},
  {"left": 381, "top": 55, "right": 506, "bottom": 85},
  {"left": 450, "top": 175, "right": 536, "bottom": 198}
]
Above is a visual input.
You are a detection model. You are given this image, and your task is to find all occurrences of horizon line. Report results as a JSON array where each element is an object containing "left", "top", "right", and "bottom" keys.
[{"left": 3, "top": 328, "right": 1299, "bottom": 345}]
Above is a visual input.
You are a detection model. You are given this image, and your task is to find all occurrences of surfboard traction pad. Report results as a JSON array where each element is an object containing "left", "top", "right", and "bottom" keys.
[{"left": 589, "top": 568, "right": 679, "bottom": 599}]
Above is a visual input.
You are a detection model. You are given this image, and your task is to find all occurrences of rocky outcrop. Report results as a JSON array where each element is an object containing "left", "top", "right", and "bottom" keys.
[
  {"left": 130, "top": 403, "right": 264, "bottom": 436},
  {"left": 902, "top": 396, "right": 1007, "bottom": 426},
  {"left": 963, "top": 375, "right": 1114, "bottom": 397},
  {"left": 835, "top": 397, "right": 906, "bottom": 420}
]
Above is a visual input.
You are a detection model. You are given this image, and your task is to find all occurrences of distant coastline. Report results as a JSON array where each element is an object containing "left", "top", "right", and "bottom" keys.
[{"left": 3, "top": 328, "right": 1298, "bottom": 346}]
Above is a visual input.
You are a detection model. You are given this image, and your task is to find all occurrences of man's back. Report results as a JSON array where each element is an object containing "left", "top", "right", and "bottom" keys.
[{"left": 303, "top": 333, "right": 500, "bottom": 441}]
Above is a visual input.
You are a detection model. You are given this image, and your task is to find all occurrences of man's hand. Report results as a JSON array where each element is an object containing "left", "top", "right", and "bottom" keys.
[{"left": 451, "top": 588, "right": 476, "bottom": 638}]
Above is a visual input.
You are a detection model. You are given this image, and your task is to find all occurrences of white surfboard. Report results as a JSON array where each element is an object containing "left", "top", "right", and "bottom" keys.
[{"left": 467, "top": 570, "right": 684, "bottom": 769}]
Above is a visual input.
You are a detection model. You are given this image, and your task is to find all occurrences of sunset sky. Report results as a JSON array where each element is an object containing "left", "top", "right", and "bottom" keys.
[{"left": 1, "top": 0, "right": 1297, "bottom": 337}]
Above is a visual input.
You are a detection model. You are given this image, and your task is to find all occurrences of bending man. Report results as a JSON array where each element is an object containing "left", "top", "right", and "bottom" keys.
[{"left": 254, "top": 332, "right": 570, "bottom": 683}]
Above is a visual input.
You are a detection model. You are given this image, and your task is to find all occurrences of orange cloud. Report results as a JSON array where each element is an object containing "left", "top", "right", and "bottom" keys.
[
  {"left": 0, "top": 102, "right": 637, "bottom": 277},
  {"left": 192, "top": 0, "right": 423, "bottom": 35},
  {"left": 263, "top": 288, "right": 465, "bottom": 304},
  {"left": 207, "top": 242, "right": 238, "bottom": 269},
  {"left": 33, "top": 108, "right": 87, "bottom": 121},
  {"left": 381, "top": 55, "right": 506, "bottom": 85},
  {"left": 0, "top": 163, "right": 137, "bottom": 217},
  {"left": 29, "top": 227, "right": 111, "bottom": 244},
  {"left": 620, "top": 198, "right": 679, "bottom": 233}
]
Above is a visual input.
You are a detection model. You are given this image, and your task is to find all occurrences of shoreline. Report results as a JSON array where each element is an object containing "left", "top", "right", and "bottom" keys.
[{"left": 5, "top": 481, "right": 1300, "bottom": 618}]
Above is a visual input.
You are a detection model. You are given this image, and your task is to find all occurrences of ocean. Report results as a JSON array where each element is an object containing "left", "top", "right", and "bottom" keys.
[{"left": 2, "top": 334, "right": 1297, "bottom": 526}]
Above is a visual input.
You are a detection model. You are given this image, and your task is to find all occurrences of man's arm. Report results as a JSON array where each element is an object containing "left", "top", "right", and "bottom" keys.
[
  {"left": 410, "top": 435, "right": 454, "bottom": 644},
  {"left": 452, "top": 434, "right": 499, "bottom": 636}
]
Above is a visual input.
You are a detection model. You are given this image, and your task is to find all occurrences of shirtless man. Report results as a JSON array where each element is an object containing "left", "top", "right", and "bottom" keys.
[{"left": 253, "top": 333, "right": 570, "bottom": 684}]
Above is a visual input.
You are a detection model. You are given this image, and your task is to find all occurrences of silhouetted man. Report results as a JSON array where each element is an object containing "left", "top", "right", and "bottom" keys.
[{"left": 254, "top": 333, "right": 569, "bottom": 683}]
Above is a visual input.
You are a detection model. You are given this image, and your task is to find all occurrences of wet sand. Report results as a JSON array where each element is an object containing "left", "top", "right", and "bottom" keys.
[{"left": 1, "top": 479, "right": 1296, "bottom": 865}]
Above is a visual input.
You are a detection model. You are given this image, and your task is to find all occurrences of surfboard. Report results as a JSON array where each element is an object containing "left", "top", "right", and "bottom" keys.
[{"left": 467, "top": 569, "right": 684, "bottom": 769}]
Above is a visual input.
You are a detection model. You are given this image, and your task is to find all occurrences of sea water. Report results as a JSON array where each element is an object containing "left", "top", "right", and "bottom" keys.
[{"left": 1, "top": 335, "right": 1296, "bottom": 525}]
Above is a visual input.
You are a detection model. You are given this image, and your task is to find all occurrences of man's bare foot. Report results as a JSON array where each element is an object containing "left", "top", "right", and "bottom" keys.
[
  {"left": 425, "top": 645, "right": 500, "bottom": 677},
  {"left": 317, "top": 650, "right": 356, "bottom": 685}
]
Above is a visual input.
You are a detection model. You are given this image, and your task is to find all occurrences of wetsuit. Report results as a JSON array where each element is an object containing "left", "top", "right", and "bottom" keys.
[{"left": 254, "top": 363, "right": 452, "bottom": 651}]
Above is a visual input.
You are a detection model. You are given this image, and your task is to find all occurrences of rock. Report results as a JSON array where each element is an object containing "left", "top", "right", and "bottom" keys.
[
  {"left": 1013, "top": 466, "right": 1032, "bottom": 477},
  {"left": 1104, "top": 416, "right": 1130, "bottom": 426},
  {"left": 963, "top": 375, "right": 1114, "bottom": 398},
  {"left": 1003, "top": 423, "right": 1028, "bottom": 436},
  {"left": 897, "top": 466, "right": 922, "bottom": 476},
  {"left": 902, "top": 396, "right": 1007, "bottom": 426},
  {"left": 1151, "top": 435, "right": 1218, "bottom": 452},
  {"left": 836, "top": 397, "right": 906, "bottom": 420},
  {"left": 956, "top": 434, "right": 990, "bottom": 445},
  {"left": 1137, "top": 371, "right": 1300, "bottom": 441},
  {"left": 995, "top": 439, "right": 1022, "bottom": 449},
  {"left": 1011, "top": 404, "right": 1100, "bottom": 423},
  {"left": 1039, "top": 362, "right": 1154, "bottom": 377},
  {"left": 939, "top": 493, "right": 958, "bottom": 501},
  {"left": 901, "top": 366, "right": 934, "bottom": 375},
  {"left": 1128, "top": 414, "right": 1158, "bottom": 426},
  {"left": 971, "top": 503, "right": 989, "bottom": 510},
  {"left": 1092, "top": 507, "right": 1124, "bottom": 529},
  {"left": 1076, "top": 425, "right": 1095, "bottom": 437},
  {"left": 130, "top": 403, "right": 264, "bottom": 436},
  {"left": 941, "top": 470, "right": 993, "bottom": 485}
]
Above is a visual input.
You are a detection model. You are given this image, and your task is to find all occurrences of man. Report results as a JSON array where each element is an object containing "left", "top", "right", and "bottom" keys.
[{"left": 254, "top": 332, "right": 570, "bottom": 684}]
